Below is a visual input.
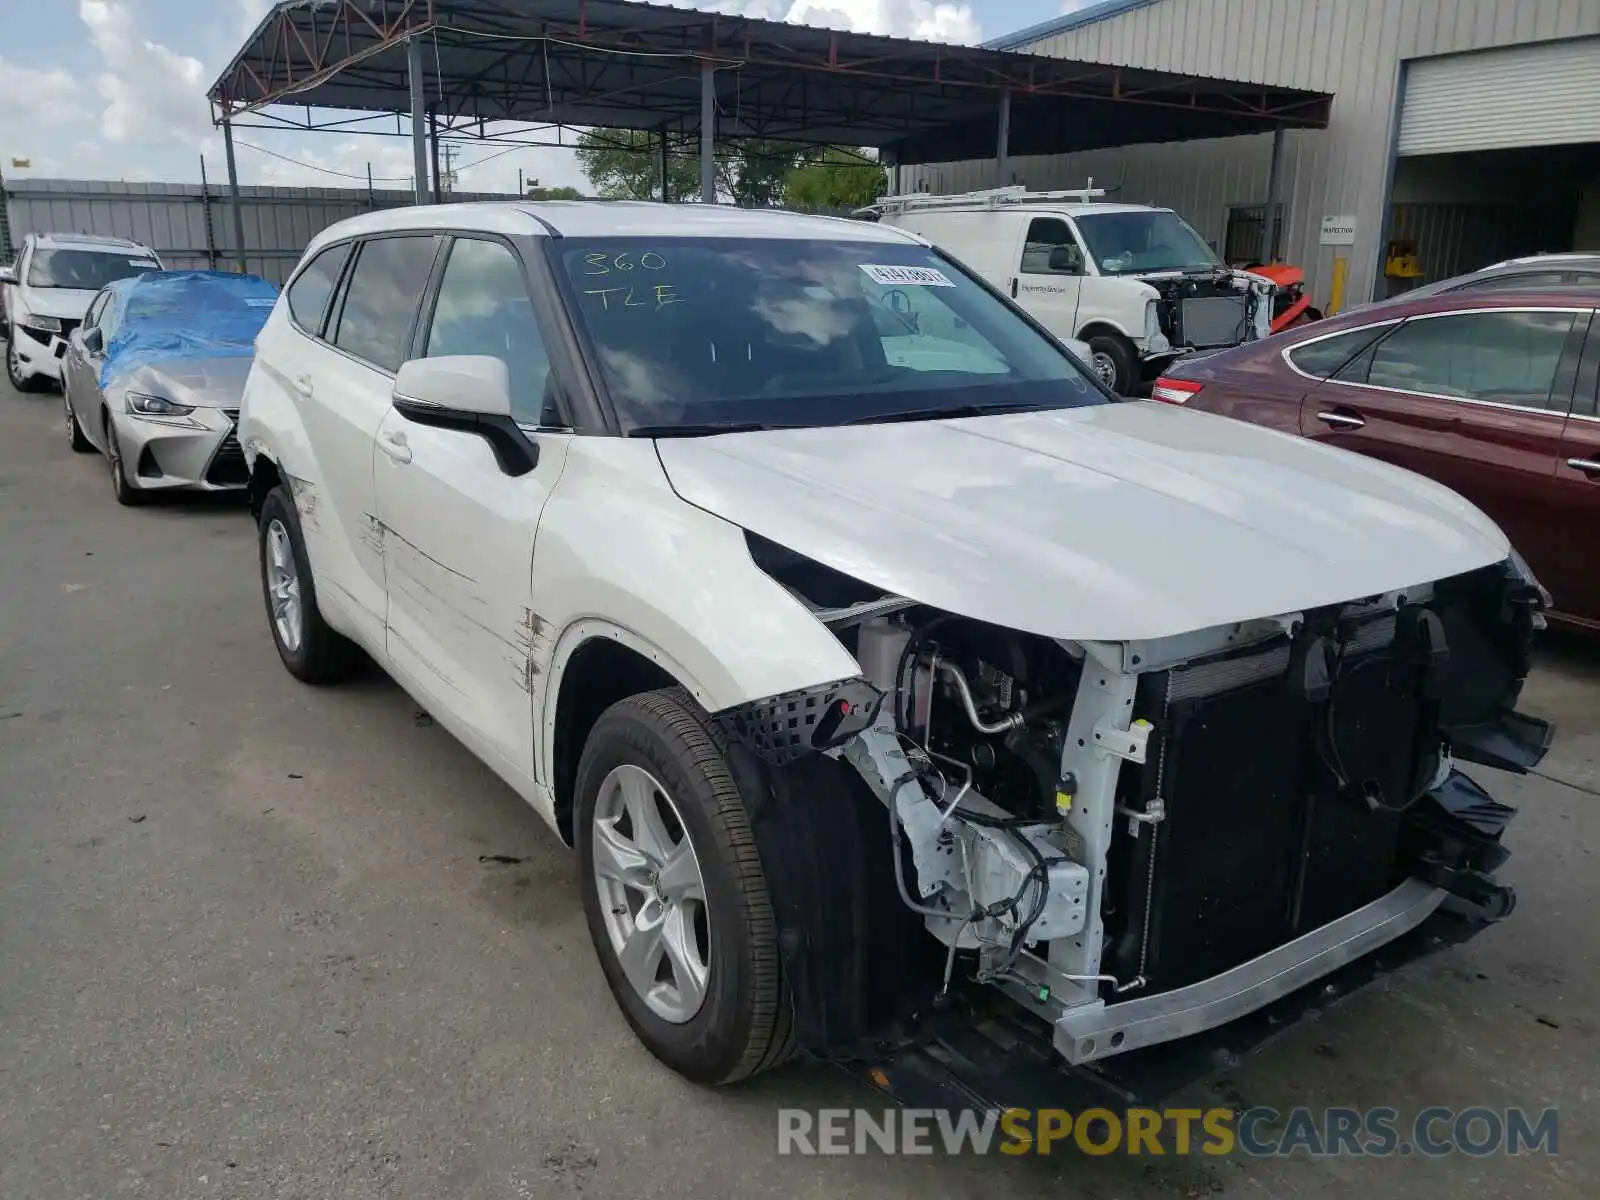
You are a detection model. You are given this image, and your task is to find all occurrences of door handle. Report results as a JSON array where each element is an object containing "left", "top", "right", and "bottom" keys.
[
  {"left": 377, "top": 429, "right": 412, "bottom": 464},
  {"left": 1566, "top": 457, "right": 1600, "bottom": 475},
  {"left": 1010, "top": 278, "right": 1018, "bottom": 299},
  {"left": 291, "top": 373, "right": 314, "bottom": 399},
  {"left": 1316, "top": 410, "right": 1366, "bottom": 429}
]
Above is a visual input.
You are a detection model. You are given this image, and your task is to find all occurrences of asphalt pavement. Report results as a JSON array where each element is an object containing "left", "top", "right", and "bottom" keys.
[{"left": 2, "top": 373, "right": 1596, "bottom": 1198}]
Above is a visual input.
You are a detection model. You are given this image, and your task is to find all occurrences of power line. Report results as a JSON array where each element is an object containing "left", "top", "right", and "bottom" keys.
[{"left": 234, "top": 140, "right": 412, "bottom": 182}]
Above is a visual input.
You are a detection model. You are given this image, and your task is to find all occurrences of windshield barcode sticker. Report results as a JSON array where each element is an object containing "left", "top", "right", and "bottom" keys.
[
  {"left": 860, "top": 264, "right": 955, "bottom": 287},
  {"left": 244, "top": 298, "right": 275, "bottom": 307}
]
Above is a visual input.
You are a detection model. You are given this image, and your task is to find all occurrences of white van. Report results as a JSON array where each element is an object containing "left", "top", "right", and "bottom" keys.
[{"left": 875, "top": 187, "right": 1273, "bottom": 393}]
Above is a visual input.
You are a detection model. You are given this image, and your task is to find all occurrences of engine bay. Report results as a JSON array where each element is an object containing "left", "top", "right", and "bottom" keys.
[{"left": 729, "top": 531, "right": 1549, "bottom": 1067}]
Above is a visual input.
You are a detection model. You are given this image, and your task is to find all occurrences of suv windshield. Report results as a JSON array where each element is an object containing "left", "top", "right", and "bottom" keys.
[
  {"left": 27, "top": 248, "right": 160, "bottom": 290},
  {"left": 1074, "top": 211, "right": 1220, "bottom": 276},
  {"left": 553, "top": 237, "right": 1102, "bottom": 433}
]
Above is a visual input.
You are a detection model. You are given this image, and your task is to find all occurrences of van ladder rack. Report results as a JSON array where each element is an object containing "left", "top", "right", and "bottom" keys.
[{"left": 864, "top": 183, "right": 1108, "bottom": 218}]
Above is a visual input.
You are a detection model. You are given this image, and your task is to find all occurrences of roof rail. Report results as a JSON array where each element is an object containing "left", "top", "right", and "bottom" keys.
[{"left": 862, "top": 183, "right": 1108, "bottom": 217}]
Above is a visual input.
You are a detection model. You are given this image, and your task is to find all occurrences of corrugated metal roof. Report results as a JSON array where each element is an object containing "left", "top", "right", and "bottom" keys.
[
  {"left": 207, "top": 0, "right": 1330, "bottom": 166},
  {"left": 985, "top": 0, "right": 1167, "bottom": 52}
]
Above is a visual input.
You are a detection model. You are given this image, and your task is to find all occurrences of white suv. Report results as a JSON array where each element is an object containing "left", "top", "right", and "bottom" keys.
[
  {"left": 239, "top": 201, "right": 1545, "bottom": 1091},
  {"left": 2, "top": 232, "right": 163, "bottom": 391},
  {"left": 879, "top": 188, "right": 1273, "bottom": 393}
]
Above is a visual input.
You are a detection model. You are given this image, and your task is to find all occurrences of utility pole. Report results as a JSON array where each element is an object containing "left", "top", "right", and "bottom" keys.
[
  {"left": 440, "top": 143, "right": 459, "bottom": 197},
  {"left": 0, "top": 161, "right": 15, "bottom": 266}
]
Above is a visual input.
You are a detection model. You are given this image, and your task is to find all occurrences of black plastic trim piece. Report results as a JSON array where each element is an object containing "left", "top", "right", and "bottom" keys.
[
  {"left": 392, "top": 397, "right": 539, "bottom": 476},
  {"left": 715, "top": 677, "right": 885, "bottom": 765}
]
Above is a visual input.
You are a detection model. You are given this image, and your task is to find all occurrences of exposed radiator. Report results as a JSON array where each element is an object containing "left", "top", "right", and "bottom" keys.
[
  {"left": 1102, "top": 616, "right": 1428, "bottom": 994},
  {"left": 1180, "top": 295, "right": 1250, "bottom": 348}
]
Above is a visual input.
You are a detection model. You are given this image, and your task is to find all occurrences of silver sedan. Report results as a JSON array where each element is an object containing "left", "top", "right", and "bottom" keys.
[{"left": 63, "top": 344, "right": 251, "bottom": 507}]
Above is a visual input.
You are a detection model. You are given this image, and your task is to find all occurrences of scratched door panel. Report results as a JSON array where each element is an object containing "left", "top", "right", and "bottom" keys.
[{"left": 372, "top": 407, "right": 569, "bottom": 781}]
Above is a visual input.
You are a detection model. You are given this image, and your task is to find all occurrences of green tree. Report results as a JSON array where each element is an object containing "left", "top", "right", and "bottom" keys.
[
  {"left": 575, "top": 130, "right": 809, "bottom": 205},
  {"left": 784, "top": 148, "right": 886, "bottom": 212},
  {"left": 525, "top": 183, "right": 585, "bottom": 200},
  {"left": 575, "top": 129, "right": 699, "bottom": 200}
]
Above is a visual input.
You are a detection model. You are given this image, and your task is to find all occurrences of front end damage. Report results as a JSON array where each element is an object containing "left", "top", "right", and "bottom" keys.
[
  {"left": 715, "top": 544, "right": 1549, "bottom": 1101},
  {"left": 1143, "top": 267, "right": 1275, "bottom": 360}
]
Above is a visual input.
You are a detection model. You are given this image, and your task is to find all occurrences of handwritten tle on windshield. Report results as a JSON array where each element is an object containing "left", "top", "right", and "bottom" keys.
[{"left": 581, "top": 251, "right": 685, "bottom": 311}]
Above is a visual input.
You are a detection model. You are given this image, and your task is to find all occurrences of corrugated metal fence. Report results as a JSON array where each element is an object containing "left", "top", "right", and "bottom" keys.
[{"left": 2, "top": 179, "right": 519, "bottom": 284}]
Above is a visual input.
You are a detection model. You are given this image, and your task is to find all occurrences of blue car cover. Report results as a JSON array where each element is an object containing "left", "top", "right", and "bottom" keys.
[{"left": 100, "top": 270, "right": 280, "bottom": 388}]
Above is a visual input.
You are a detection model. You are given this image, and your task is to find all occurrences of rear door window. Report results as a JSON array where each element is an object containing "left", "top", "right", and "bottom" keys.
[
  {"left": 1361, "top": 310, "right": 1577, "bottom": 411},
  {"left": 287, "top": 242, "right": 353, "bottom": 336},
  {"left": 331, "top": 235, "right": 442, "bottom": 373}
]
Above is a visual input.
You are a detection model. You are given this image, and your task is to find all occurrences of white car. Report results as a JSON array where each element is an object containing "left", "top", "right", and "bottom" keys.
[
  {"left": 2, "top": 232, "right": 163, "bottom": 392},
  {"left": 878, "top": 187, "right": 1273, "bottom": 394},
  {"left": 239, "top": 201, "right": 1547, "bottom": 1093}
]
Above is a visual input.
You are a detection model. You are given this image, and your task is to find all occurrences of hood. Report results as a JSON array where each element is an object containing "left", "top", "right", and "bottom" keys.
[
  {"left": 119, "top": 357, "right": 253, "bottom": 409},
  {"left": 655, "top": 403, "right": 1509, "bottom": 643},
  {"left": 16, "top": 286, "right": 98, "bottom": 320}
]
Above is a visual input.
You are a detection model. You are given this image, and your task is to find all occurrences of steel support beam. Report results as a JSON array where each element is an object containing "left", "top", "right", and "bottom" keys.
[
  {"left": 1262, "top": 124, "right": 1285, "bottom": 264},
  {"left": 408, "top": 37, "right": 429, "bottom": 205},
  {"left": 996, "top": 91, "right": 1012, "bottom": 189},
  {"left": 430, "top": 112, "right": 443, "bottom": 204},
  {"left": 660, "top": 126, "right": 671, "bottom": 203},
  {"left": 699, "top": 63, "right": 716, "bottom": 205},
  {"left": 222, "top": 117, "right": 247, "bottom": 273}
]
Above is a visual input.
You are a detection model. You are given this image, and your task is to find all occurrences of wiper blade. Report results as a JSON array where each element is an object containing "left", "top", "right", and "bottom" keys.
[
  {"left": 845, "top": 402, "right": 1057, "bottom": 426},
  {"left": 628, "top": 421, "right": 787, "bottom": 438}
]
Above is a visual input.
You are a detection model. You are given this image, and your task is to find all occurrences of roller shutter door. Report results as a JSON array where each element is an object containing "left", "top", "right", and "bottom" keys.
[{"left": 1398, "top": 37, "right": 1600, "bottom": 157}]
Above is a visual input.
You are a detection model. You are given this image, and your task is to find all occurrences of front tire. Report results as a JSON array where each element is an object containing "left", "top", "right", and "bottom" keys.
[
  {"left": 1086, "top": 332, "right": 1137, "bottom": 395},
  {"left": 575, "top": 688, "right": 795, "bottom": 1085},
  {"left": 7, "top": 329, "right": 45, "bottom": 393},
  {"left": 257, "top": 485, "right": 361, "bottom": 684},
  {"left": 104, "top": 417, "right": 146, "bottom": 507}
]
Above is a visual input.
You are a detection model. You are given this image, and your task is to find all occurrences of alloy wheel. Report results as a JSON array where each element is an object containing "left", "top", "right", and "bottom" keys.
[
  {"left": 1092, "top": 351, "right": 1118, "bottom": 389},
  {"left": 264, "top": 518, "right": 304, "bottom": 654},
  {"left": 106, "top": 423, "right": 128, "bottom": 500},
  {"left": 591, "top": 763, "right": 711, "bottom": 1024}
]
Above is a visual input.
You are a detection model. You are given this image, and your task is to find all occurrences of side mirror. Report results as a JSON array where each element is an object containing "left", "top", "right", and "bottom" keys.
[
  {"left": 1048, "top": 245, "right": 1082, "bottom": 275},
  {"left": 0, "top": 265, "right": 16, "bottom": 285},
  {"left": 391, "top": 355, "right": 537, "bottom": 476},
  {"left": 81, "top": 326, "right": 105, "bottom": 354}
]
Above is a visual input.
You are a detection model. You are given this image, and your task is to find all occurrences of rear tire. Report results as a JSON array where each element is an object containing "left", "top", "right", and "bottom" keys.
[
  {"left": 63, "top": 386, "right": 92, "bottom": 452},
  {"left": 257, "top": 485, "right": 362, "bottom": 684},
  {"left": 1086, "top": 332, "right": 1137, "bottom": 395},
  {"left": 575, "top": 688, "right": 795, "bottom": 1085}
]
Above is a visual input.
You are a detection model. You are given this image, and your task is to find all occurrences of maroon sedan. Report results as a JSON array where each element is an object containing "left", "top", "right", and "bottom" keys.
[{"left": 1155, "top": 289, "right": 1600, "bottom": 632}]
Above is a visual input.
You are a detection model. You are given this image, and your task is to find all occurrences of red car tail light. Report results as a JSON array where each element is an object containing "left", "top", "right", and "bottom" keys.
[{"left": 1152, "top": 377, "right": 1204, "bottom": 405}]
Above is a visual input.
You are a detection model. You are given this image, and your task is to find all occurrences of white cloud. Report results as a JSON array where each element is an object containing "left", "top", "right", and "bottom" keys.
[
  {"left": 80, "top": 0, "right": 213, "bottom": 151},
  {"left": 706, "top": 0, "right": 983, "bottom": 42},
  {"left": 0, "top": 60, "right": 95, "bottom": 178},
  {"left": 235, "top": 0, "right": 276, "bottom": 38}
]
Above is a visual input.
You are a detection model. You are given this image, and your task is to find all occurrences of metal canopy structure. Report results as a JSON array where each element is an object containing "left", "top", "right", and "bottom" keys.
[{"left": 205, "top": 0, "right": 1332, "bottom": 242}]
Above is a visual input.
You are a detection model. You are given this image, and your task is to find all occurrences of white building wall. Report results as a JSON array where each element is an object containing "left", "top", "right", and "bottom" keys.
[{"left": 906, "top": 0, "right": 1600, "bottom": 307}]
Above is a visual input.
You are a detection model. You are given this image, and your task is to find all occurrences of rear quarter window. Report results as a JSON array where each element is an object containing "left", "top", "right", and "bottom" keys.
[
  {"left": 286, "top": 242, "right": 353, "bottom": 336},
  {"left": 1287, "top": 324, "right": 1396, "bottom": 378}
]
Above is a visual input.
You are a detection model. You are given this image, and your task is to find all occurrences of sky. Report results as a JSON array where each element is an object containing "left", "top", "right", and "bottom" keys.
[{"left": 0, "top": 0, "right": 1093, "bottom": 196}]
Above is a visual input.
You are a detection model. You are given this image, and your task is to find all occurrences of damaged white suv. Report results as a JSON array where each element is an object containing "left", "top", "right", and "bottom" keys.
[{"left": 240, "top": 202, "right": 1549, "bottom": 1097}]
